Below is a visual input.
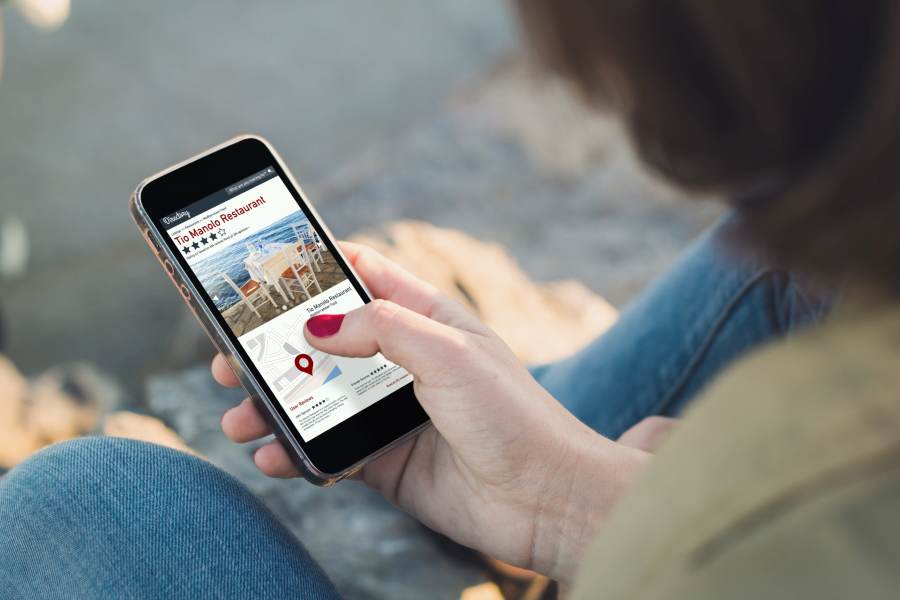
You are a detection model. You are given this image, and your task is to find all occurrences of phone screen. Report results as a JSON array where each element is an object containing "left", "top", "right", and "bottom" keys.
[{"left": 159, "top": 166, "right": 413, "bottom": 442}]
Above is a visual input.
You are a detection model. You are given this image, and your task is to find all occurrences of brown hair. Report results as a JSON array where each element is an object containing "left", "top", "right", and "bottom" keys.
[{"left": 516, "top": 0, "right": 900, "bottom": 292}]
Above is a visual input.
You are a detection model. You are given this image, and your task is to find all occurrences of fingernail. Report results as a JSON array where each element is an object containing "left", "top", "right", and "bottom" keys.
[{"left": 307, "top": 314, "right": 345, "bottom": 337}]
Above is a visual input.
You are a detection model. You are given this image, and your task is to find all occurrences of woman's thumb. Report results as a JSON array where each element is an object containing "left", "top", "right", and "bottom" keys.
[{"left": 304, "top": 299, "right": 460, "bottom": 376}]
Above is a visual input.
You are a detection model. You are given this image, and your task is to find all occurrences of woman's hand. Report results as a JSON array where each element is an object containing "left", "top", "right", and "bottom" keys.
[{"left": 213, "top": 242, "right": 650, "bottom": 583}]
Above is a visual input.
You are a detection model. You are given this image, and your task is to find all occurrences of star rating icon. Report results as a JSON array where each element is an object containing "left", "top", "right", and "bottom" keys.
[
  {"left": 182, "top": 245, "right": 190, "bottom": 255},
  {"left": 209, "top": 232, "right": 218, "bottom": 241},
  {"left": 192, "top": 241, "right": 200, "bottom": 250},
  {"left": 200, "top": 236, "right": 208, "bottom": 245}
]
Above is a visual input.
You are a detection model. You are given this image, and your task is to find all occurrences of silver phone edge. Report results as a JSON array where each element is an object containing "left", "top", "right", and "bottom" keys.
[{"left": 129, "top": 133, "right": 430, "bottom": 487}]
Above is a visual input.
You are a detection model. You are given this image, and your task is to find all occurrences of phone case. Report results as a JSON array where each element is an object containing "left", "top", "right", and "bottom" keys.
[{"left": 129, "top": 134, "right": 430, "bottom": 486}]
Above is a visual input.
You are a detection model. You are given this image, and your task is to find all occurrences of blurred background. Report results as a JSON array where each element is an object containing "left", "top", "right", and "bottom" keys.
[
  {"left": 0, "top": 0, "right": 515, "bottom": 394},
  {"left": 0, "top": 2, "right": 719, "bottom": 599}
]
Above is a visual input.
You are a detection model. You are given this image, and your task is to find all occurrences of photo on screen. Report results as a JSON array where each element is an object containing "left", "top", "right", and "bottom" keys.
[{"left": 190, "top": 211, "right": 348, "bottom": 336}]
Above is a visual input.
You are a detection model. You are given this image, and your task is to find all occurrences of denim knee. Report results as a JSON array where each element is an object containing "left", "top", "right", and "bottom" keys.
[
  {"left": 0, "top": 436, "right": 244, "bottom": 527},
  {"left": 530, "top": 213, "right": 835, "bottom": 437},
  {"left": 0, "top": 436, "right": 339, "bottom": 599},
  {"left": 2, "top": 435, "right": 213, "bottom": 490}
]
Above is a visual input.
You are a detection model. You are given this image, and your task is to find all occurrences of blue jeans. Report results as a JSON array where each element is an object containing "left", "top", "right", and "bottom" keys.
[
  {"left": 530, "top": 216, "right": 830, "bottom": 439},
  {"left": 0, "top": 217, "right": 830, "bottom": 599}
]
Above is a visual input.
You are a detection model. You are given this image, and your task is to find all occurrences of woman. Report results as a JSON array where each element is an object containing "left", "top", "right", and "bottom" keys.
[{"left": 3, "top": 2, "right": 898, "bottom": 598}]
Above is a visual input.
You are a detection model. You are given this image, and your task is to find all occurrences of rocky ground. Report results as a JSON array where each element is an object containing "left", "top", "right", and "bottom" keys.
[
  {"left": 2, "top": 54, "right": 723, "bottom": 600},
  {"left": 138, "top": 62, "right": 722, "bottom": 599},
  {"left": 1, "top": 5, "right": 724, "bottom": 598},
  {"left": 147, "top": 369, "right": 488, "bottom": 600},
  {"left": 316, "top": 61, "right": 722, "bottom": 307},
  {"left": 0, "top": 0, "right": 516, "bottom": 397}
]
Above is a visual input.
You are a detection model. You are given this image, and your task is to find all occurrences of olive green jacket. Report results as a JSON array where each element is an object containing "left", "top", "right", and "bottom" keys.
[{"left": 573, "top": 300, "right": 900, "bottom": 600}]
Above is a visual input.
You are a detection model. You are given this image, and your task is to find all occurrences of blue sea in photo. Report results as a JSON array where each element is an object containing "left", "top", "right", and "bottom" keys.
[{"left": 192, "top": 211, "right": 315, "bottom": 311}]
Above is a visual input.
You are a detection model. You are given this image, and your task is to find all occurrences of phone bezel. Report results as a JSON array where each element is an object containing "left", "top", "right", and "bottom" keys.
[{"left": 135, "top": 136, "right": 428, "bottom": 476}]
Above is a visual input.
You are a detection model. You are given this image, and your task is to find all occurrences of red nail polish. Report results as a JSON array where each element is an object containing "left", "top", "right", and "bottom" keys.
[{"left": 307, "top": 314, "right": 345, "bottom": 337}]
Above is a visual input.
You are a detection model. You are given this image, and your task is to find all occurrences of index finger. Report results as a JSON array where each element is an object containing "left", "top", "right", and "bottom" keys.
[
  {"left": 211, "top": 353, "right": 241, "bottom": 388},
  {"left": 338, "top": 241, "right": 445, "bottom": 318}
]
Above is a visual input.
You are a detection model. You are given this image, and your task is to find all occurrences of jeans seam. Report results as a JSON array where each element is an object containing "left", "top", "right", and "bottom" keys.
[
  {"left": 788, "top": 274, "right": 833, "bottom": 324},
  {"left": 646, "top": 266, "right": 787, "bottom": 419}
]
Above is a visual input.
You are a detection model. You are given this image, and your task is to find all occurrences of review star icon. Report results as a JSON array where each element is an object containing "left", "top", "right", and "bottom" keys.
[
  {"left": 192, "top": 241, "right": 200, "bottom": 250},
  {"left": 200, "top": 237, "right": 208, "bottom": 245},
  {"left": 209, "top": 232, "right": 218, "bottom": 241},
  {"left": 182, "top": 246, "right": 190, "bottom": 254}
]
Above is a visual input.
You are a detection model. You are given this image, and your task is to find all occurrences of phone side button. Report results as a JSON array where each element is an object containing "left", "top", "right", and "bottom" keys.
[
  {"left": 178, "top": 283, "right": 191, "bottom": 302},
  {"left": 143, "top": 228, "right": 163, "bottom": 254},
  {"left": 163, "top": 259, "right": 176, "bottom": 276}
]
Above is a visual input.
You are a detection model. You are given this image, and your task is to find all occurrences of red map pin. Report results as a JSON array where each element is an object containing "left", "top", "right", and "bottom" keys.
[{"left": 294, "top": 353, "right": 314, "bottom": 375}]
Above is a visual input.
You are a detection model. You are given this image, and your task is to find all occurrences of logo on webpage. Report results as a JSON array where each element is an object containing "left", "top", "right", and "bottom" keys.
[{"left": 162, "top": 210, "right": 191, "bottom": 225}]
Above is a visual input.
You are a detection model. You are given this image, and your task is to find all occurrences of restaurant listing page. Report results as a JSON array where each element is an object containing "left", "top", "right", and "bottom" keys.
[{"left": 161, "top": 168, "right": 412, "bottom": 441}]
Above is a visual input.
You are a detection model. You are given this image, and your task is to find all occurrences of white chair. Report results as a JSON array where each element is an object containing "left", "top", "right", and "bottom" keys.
[
  {"left": 222, "top": 273, "right": 276, "bottom": 317},
  {"left": 278, "top": 245, "right": 322, "bottom": 302},
  {"left": 292, "top": 224, "right": 324, "bottom": 270}
]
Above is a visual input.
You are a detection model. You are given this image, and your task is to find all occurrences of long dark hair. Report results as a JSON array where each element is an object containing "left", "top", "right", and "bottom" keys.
[{"left": 516, "top": 0, "right": 900, "bottom": 292}]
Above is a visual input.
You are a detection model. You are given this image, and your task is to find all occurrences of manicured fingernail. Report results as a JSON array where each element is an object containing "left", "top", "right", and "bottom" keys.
[{"left": 306, "top": 314, "right": 345, "bottom": 337}]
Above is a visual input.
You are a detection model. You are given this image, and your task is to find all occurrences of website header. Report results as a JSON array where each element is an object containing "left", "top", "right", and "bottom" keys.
[{"left": 160, "top": 166, "right": 277, "bottom": 230}]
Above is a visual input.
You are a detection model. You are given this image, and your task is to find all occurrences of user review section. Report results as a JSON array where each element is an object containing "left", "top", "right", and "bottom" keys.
[
  {"left": 241, "top": 280, "right": 410, "bottom": 440},
  {"left": 165, "top": 170, "right": 412, "bottom": 441}
]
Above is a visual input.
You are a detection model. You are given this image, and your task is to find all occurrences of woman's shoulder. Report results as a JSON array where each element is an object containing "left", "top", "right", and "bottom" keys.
[
  {"left": 721, "top": 296, "right": 900, "bottom": 410},
  {"left": 572, "top": 298, "right": 900, "bottom": 600}
]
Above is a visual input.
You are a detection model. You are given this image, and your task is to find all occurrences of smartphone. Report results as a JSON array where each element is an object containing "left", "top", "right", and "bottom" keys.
[{"left": 130, "top": 135, "right": 429, "bottom": 485}]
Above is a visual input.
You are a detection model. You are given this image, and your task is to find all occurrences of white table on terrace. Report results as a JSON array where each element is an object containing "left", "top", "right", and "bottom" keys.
[{"left": 245, "top": 243, "right": 294, "bottom": 302}]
